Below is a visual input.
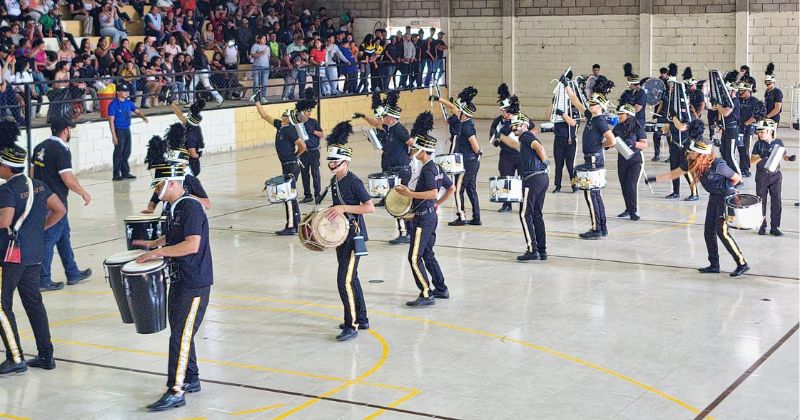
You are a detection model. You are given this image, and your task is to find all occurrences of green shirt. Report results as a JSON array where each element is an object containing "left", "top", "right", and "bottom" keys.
[{"left": 39, "top": 13, "right": 57, "bottom": 32}]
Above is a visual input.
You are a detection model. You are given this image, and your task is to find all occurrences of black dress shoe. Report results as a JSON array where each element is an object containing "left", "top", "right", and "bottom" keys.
[
  {"left": 684, "top": 194, "right": 699, "bottom": 201},
  {"left": 665, "top": 192, "right": 680, "bottom": 199},
  {"left": 467, "top": 219, "right": 482, "bottom": 226},
  {"left": 498, "top": 204, "right": 511, "bottom": 212},
  {"left": 275, "top": 228, "right": 297, "bottom": 236},
  {"left": 339, "top": 322, "right": 370, "bottom": 330},
  {"left": 651, "top": 155, "right": 660, "bottom": 162},
  {"left": 182, "top": 380, "right": 201, "bottom": 393},
  {"left": 432, "top": 289, "right": 450, "bottom": 299},
  {"left": 758, "top": 225, "right": 766, "bottom": 235},
  {"left": 40, "top": 281, "right": 65, "bottom": 292},
  {"left": 516, "top": 251, "right": 539, "bottom": 262},
  {"left": 336, "top": 329, "right": 358, "bottom": 341},
  {"left": 601, "top": 230, "right": 608, "bottom": 237},
  {"left": 112, "top": 176, "right": 123, "bottom": 181},
  {"left": 146, "top": 391, "right": 186, "bottom": 411},
  {"left": 730, "top": 264, "right": 750, "bottom": 277},
  {"left": 742, "top": 171, "right": 751, "bottom": 178},
  {"left": 698, "top": 265, "right": 721, "bottom": 274},
  {"left": 406, "top": 296, "right": 435, "bottom": 307},
  {"left": 552, "top": 186, "right": 561, "bottom": 193},
  {"left": 448, "top": 219, "right": 466, "bottom": 226},
  {"left": 0, "top": 359, "right": 27, "bottom": 374},
  {"left": 122, "top": 174, "right": 137, "bottom": 179},
  {"left": 26, "top": 356, "right": 56, "bottom": 370},
  {"left": 67, "top": 269, "right": 92, "bottom": 285},
  {"left": 388, "top": 235, "right": 410, "bottom": 245},
  {"left": 617, "top": 210, "right": 630, "bottom": 218},
  {"left": 579, "top": 230, "right": 603, "bottom": 239},
  {"left": 299, "top": 196, "right": 313, "bottom": 204},
  {"left": 629, "top": 213, "right": 640, "bottom": 221},
  {"left": 538, "top": 251, "right": 547, "bottom": 261},
  {"left": 770, "top": 228, "right": 783, "bottom": 237}
]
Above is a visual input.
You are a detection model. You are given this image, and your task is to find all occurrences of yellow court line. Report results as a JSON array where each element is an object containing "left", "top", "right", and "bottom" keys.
[
  {"left": 229, "top": 403, "right": 285, "bottom": 416},
  {"left": 273, "top": 329, "right": 390, "bottom": 419},
  {"left": 364, "top": 389, "right": 422, "bottom": 420},
  {"left": 0, "top": 413, "right": 29, "bottom": 420}
]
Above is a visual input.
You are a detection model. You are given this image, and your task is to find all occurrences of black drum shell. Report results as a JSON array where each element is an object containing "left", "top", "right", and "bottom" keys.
[
  {"left": 125, "top": 218, "right": 164, "bottom": 250},
  {"left": 103, "top": 261, "right": 135, "bottom": 324},
  {"left": 123, "top": 266, "right": 168, "bottom": 334}
]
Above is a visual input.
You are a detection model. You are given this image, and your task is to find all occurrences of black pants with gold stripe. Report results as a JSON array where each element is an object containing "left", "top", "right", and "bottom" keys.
[
  {"left": 167, "top": 284, "right": 210, "bottom": 393},
  {"left": 282, "top": 162, "right": 301, "bottom": 229},
  {"left": 455, "top": 158, "right": 481, "bottom": 221},
  {"left": 336, "top": 234, "right": 367, "bottom": 330},
  {"left": 1, "top": 264, "right": 53, "bottom": 363},
  {"left": 407, "top": 212, "right": 446, "bottom": 298},
  {"left": 519, "top": 173, "right": 548, "bottom": 254},
  {"left": 705, "top": 195, "right": 746, "bottom": 268}
]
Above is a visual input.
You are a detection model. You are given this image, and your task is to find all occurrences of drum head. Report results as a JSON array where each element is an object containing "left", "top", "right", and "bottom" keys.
[
  {"left": 298, "top": 213, "right": 325, "bottom": 251},
  {"left": 311, "top": 211, "right": 349, "bottom": 248},
  {"left": 125, "top": 214, "right": 161, "bottom": 222},
  {"left": 105, "top": 250, "right": 146, "bottom": 265},
  {"left": 726, "top": 193, "right": 761, "bottom": 208},
  {"left": 267, "top": 175, "right": 290, "bottom": 185},
  {"left": 385, "top": 189, "right": 412, "bottom": 217},
  {"left": 122, "top": 259, "right": 166, "bottom": 274},
  {"left": 643, "top": 78, "right": 666, "bottom": 106}
]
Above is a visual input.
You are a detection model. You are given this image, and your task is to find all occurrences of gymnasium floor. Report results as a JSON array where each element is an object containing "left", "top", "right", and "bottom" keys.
[{"left": 1, "top": 120, "right": 798, "bottom": 420}]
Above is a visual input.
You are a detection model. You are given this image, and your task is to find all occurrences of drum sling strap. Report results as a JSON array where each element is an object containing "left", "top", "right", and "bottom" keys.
[{"left": 4, "top": 176, "right": 35, "bottom": 264}]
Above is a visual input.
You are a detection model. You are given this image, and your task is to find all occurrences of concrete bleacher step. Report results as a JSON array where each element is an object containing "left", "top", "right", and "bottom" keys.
[{"left": 62, "top": 20, "right": 83, "bottom": 35}]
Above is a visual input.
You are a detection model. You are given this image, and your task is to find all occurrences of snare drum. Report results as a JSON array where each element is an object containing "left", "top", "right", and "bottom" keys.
[
  {"left": 385, "top": 189, "right": 414, "bottom": 220},
  {"left": 539, "top": 122, "right": 554, "bottom": 133},
  {"left": 104, "top": 250, "right": 145, "bottom": 324},
  {"left": 124, "top": 214, "right": 163, "bottom": 250},
  {"left": 434, "top": 153, "right": 465, "bottom": 174},
  {"left": 298, "top": 210, "right": 349, "bottom": 251},
  {"left": 265, "top": 174, "right": 297, "bottom": 203},
  {"left": 367, "top": 172, "right": 401, "bottom": 198},
  {"left": 725, "top": 193, "right": 763, "bottom": 230},
  {"left": 489, "top": 176, "right": 523, "bottom": 202},
  {"left": 645, "top": 122, "right": 664, "bottom": 132},
  {"left": 122, "top": 259, "right": 168, "bottom": 334},
  {"left": 573, "top": 164, "right": 607, "bottom": 190}
]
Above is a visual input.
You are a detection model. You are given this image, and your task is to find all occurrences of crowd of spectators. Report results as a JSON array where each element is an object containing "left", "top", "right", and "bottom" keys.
[{"left": 0, "top": 0, "right": 448, "bottom": 128}]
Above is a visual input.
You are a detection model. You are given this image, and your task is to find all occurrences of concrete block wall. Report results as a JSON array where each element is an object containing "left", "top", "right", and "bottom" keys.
[
  {"left": 391, "top": 0, "right": 442, "bottom": 17},
  {"left": 750, "top": 0, "right": 799, "bottom": 13},
  {"left": 516, "top": 0, "right": 639, "bottom": 16},
  {"left": 651, "top": 13, "right": 737, "bottom": 73},
  {"left": 748, "top": 11, "right": 799, "bottom": 124},
  {"left": 652, "top": 0, "right": 735, "bottom": 14},
  {"left": 449, "top": 18, "right": 504, "bottom": 118}
]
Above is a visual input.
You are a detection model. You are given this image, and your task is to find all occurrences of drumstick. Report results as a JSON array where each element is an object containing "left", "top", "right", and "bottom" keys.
[{"left": 642, "top": 168, "right": 654, "bottom": 194}]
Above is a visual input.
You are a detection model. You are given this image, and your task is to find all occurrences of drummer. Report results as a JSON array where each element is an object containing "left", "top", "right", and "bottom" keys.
[
  {"left": 133, "top": 162, "right": 214, "bottom": 411},
  {"left": 497, "top": 113, "right": 549, "bottom": 262},
  {"left": 750, "top": 119, "right": 796, "bottom": 236},
  {"left": 613, "top": 104, "right": 648, "bottom": 221},
  {"left": 142, "top": 131, "right": 211, "bottom": 214},
  {"left": 355, "top": 91, "right": 414, "bottom": 244},
  {"left": 324, "top": 121, "right": 375, "bottom": 342},
  {"left": 491, "top": 86, "right": 521, "bottom": 212},
  {"left": 646, "top": 125, "right": 750, "bottom": 277},
  {"left": 394, "top": 131, "right": 455, "bottom": 306},
  {"left": 255, "top": 102, "right": 307, "bottom": 236},
  {"left": 0, "top": 120, "right": 65, "bottom": 374}
]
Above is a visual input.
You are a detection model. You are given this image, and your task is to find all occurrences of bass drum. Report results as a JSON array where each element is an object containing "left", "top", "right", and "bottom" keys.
[{"left": 298, "top": 210, "right": 349, "bottom": 251}]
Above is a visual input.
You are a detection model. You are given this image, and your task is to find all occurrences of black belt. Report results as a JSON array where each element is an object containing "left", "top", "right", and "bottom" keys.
[
  {"left": 415, "top": 207, "right": 435, "bottom": 217},
  {"left": 522, "top": 170, "right": 548, "bottom": 181},
  {"left": 282, "top": 160, "right": 299, "bottom": 166},
  {"left": 389, "top": 164, "right": 410, "bottom": 171}
]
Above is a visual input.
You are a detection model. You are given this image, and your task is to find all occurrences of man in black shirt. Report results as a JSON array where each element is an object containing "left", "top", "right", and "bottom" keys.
[
  {"left": 763, "top": 64, "right": 783, "bottom": 124},
  {"left": 749, "top": 119, "right": 795, "bottom": 236},
  {"left": 490, "top": 85, "right": 522, "bottom": 210},
  {"left": 31, "top": 118, "right": 92, "bottom": 292},
  {"left": 736, "top": 82, "right": 762, "bottom": 177},
  {"left": 325, "top": 122, "right": 375, "bottom": 341},
  {"left": 449, "top": 89, "right": 481, "bottom": 226},
  {"left": 255, "top": 103, "right": 307, "bottom": 235},
  {"left": 296, "top": 97, "right": 324, "bottom": 203},
  {"left": 0, "top": 120, "right": 66, "bottom": 375},
  {"left": 714, "top": 73, "right": 741, "bottom": 175},
  {"left": 134, "top": 163, "right": 213, "bottom": 412}
]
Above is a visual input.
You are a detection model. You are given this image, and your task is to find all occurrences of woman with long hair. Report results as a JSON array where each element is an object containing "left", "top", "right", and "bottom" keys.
[
  {"left": 357, "top": 34, "right": 376, "bottom": 93},
  {"left": 47, "top": 60, "right": 75, "bottom": 123},
  {"left": 647, "top": 120, "right": 749, "bottom": 277}
]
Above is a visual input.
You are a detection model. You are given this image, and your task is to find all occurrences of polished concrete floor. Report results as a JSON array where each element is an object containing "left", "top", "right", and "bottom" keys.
[{"left": 1, "top": 119, "right": 798, "bottom": 420}]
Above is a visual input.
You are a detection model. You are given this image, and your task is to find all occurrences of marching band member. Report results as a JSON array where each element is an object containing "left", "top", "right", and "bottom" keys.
[
  {"left": 620, "top": 63, "right": 647, "bottom": 126},
  {"left": 750, "top": 119, "right": 796, "bottom": 236},
  {"left": 0, "top": 120, "right": 64, "bottom": 374},
  {"left": 686, "top": 69, "right": 705, "bottom": 121},
  {"left": 395, "top": 113, "right": 455, "bottom": 307},
  {"left": 647, "top": 120, "right": 750, "bottom": 277},
  {"left": 736, "top": 81, "right": 764, "bottom": 178},
  {"left": 565, "top": 76, "right": 616, "bottom": 239},
  {"left": 548, "top": 71, "right": 578, "bottom": 193},
  {"left": 614, "top": 104, "right": 648, "bottom": 220},
  {"left": 170, "top": 99, "right": 206, "bottom": 176},
  {"left": 490, "top": 84, "right": 521, "bottom": 211},
  {"left": 356, "top": 91, "right": 414, "bottom": 244},
  {"left": 439, "top": 87, "right": 481, "bottom": 226},
  {"left": 134, "top": 152, "right": 213, "bottom": 411},
  {"left": 324, "top": 121, "right": 375, "bottom": 342},
  {"left": 665, "top": 66, "right": 699, "bottom": 201},
  {"left": 713, "top": 71, "right": 742, "bottom": 175},
  {"left": 498, "top": 112, "right": 549, "bottom": 261},
  {"left": 255, "top": 102, "right": 307, "bottom": 236},
  {"left": 652, "top": 67, "right": 670, "bottom": 162},
  {"left": 763, "top": 63, "right": 783, "bottom": 125},
  {"left": 296, "top": 91, "right": 324, "bottom": 204}
]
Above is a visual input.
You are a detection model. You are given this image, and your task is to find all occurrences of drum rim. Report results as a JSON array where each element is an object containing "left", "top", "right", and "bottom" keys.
[
  {"left": 310, "top": 210, "right": 348, "bottom": 246},
  {"left": 124, "top": 215, "right": 162, "bottom": 222},
  {"left": 121, "top": 259, "right": 166, "bottom": 273},
  {"left": 105, "top": 250, "right": 147, "bottom": 265},
  {"left": 725, "top": 193, "right": 762, "bottom": 208},
  {"left": 267, "top": 175, "right": 292, "bottom": 185}
]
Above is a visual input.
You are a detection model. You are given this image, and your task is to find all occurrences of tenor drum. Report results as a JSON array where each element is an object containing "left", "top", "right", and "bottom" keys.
[
  {"left": 765, "top": 145, "right": 785, "bottom": 173},
  {"left": 367, "top": 172, "right": 401, "bottom": 198},
  {"left": 122, "top": 259, "right": 168, "bottom": 334},
  {"left": 298, "top": 210, "right": 349, "bottom": 251},
  {"left": 489, "top": 176, "right": 523, "bottom": 203},
  {"left": 103, "top": 250, "right": 145, "bottom": 324},
  {"left": 385, "top": 189, "right": 414, "bottom": 220},
  {"left": 266, "top": 174, "right": 297, "bottom": 203},
  {"left": 573, "top": 164, "right": 607, "bottom": 190},
  {"left": 725, "top": 194, "right": 763, "bottom": 230},
  {"left": 434, "top": 153, "right": 465, "bottom": 174},
  {"left": 124, "top": 214, "right": 163, "bottom": 250}
]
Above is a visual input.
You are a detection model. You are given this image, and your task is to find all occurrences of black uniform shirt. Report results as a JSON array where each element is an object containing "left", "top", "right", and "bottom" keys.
[
  {"left": 690, "top": 89, "right": 704, "bottom": 113},
  {"left": 303, "top": 117, "right": 322, "bottom": 150},
  {"left": 456, "top": 119, "right": 479, "bottom": 159},
  {"left": 0, "top": 176, "right": 53, "bottom": 265},
  {"left": 490, "top": 116, "right": 518, "bottom": 157},
  {"left": 764, "top": 88, "right": 783, "bottom": 122},
  {"left": 582, "top": 112, "right": 610, "bottom": 156},
  {"left": 167, "top": 196, "right": 213, "bottom": 287},
  {"left": 273, "top": 119, "right": 299, "bottom": 164},
  {"left": 330, "top": 172, "right": 371, "bottom": 241},
  {"left": 519, "top": 131, "right": 545, "bottom": 175},
  {"left": 150, "top": 174, "right": 208, "bottom": 207},
  {"left": 681, "top": 158, "right": 735, "bottom": 196},
  {"left": 413, "top": 160, "right": 452, "bottom": 212},
  {"left": 751, "top": 138, "right": 785, "bottom": 173},
  {"left": 185, "top": 125, "right": 204, "bottom": 157},
  {"left": 723, "top": 97, "right": 740, "bottom": 127},
  {"left": 31, "top": 137, "right": 72, "bottom": 205},
  {"left": 738, "top": 96, "right": 760, "bottom": 126},
  {"left": 613, "top": 118, "right": 646, "bottom": 162},
  {"left": 447, "top": 114, "right": 461, "bottom": 136},
  {"left": 630, "top": 88, "right": 647, "bottom": 124},
  {"left": 382, "top": 122, "right": 411, "bottom": 167}
]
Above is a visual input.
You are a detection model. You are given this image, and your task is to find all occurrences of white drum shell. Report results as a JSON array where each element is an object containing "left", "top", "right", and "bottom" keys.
[
  {"left": 368, "top": 174, "right": 400, "bottom": 198},
  {"left": 434, "top": 153, "right": 465, "bottom": 174},
  {"left": 489, "top": 176, "right": 523, "bottom": 202},
  {"left": 267, "top": 178, "right": 297, "bottom": 203},
  {"left": 574, "top": 168, "right": 607, "bottom": 190},
  {"left": 765, "top": 145, "right": 785, "bottom": 173},
  {"left": 725, "top": 195, "right": 763, "bottom": 230}
]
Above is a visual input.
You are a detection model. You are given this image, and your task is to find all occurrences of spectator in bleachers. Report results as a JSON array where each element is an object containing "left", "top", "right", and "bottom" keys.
[
  {"left": 39, "top": 8, "right": 78, "bottom": 51},
  {"left": 119, "top": 59, "right": 142, "bottom": 102},
  {"left": 267, "top": 32, "right": 280, "bottom": 66},
  {"left": 398, "top": 32, "right": 414, "bottom": 88},
  {"left": 191, "top": 47, "right": 223, "bottom": 106},
  {"left": 249, "top": 34, "right": 269, "bottom": 103},
  {"left": 131, "top": 41, "right": 146, "bottom": 67},
  {"left": 94, "top": 36, "right": 114, "bottom": 75},
  {"left": 172, "top": 52, "right": 188, "bottom": 103},
  {"left": 113, "top": 38, "right": 133, "bottom": 71},
  {"left": 2, "top": 0, "right": 25, "bottom": 22},
  {"left": 30, "top": 39, "right": 51, "bottom": 94},
  {"left": 357, "top": 34, "right": 376, "bottom": 94},
  {"left": 71, "top": 56, "right": 97, "bottom": 112},
  {"left": 222, "top": 38, "right": 237, "bottom": 70},
  {"left": 323, "top": 34, "right": 347, "bottom": 95},
  {"left": 182, "top": 9, "right": 199, "bottom": 39},
  {"left": 5, "top": 23, "right": 24, "bottom": 47},
  {"left": 26, "top": 0, "right": 53, "bottom": 22},
  {"left": 163, "top": 35, "right": 181, "bottom": 56},
  {"left": 234, "top": 16, "right": 252, "bottom": 62},
  {"left": 67, "top": 0, "right": 95, "bottom": 37},
  {"left": 144, "top": 6, "right": 164, "bottom": 44},
  {"left": 56, "top": 39, "right": 75, "bottom": 63},
  {"left": 99, "top": 2, "right": 125, "bottom": 46},
  {"left": 308, "top": 37, "right": 326, "bottom": 95},
  {"left": 8, "top": 56, "right": 38, "bottom": 122},
  {"left": 47, "top": 60, "right": 75, "bottom": 122},
  {"left": 425, "top": 31, "right": 446, "bottom": 86},
  {"left": 1, "top": 49, "right": 28, "bottom": 125},
  {"left": 340, "top": 40, "right": 357, "bottom": 94}
]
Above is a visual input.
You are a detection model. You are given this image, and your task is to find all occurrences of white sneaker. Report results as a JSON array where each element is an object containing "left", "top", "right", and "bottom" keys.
[
  {"left": 260, "top": 98, "right": 269, "bottom": 104},
  {"left": 216, "top": 98, "right": 224, "bottom": 107}
]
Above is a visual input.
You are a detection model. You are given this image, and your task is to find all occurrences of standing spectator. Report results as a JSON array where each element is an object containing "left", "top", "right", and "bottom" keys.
[
  {"left": 46, "top": 61, "right": 74, "bottom": 123},
  {"left": 267, "top": 32, "right": 281, "bottom": 68},
  {"left": 340, "top": 40, "right": 357, "bottom": 94},
  {"left": 309, "top": 38, "right": 327, "bottom": 95},
  {"left": 235, "top": 17, "right": 253, "bottom": 62},
  {"left": 399, "top": 32, "right": 415, "bottom": 88},
  {"left": 173, "top": 53, "right": 188, "bottom": 103},
  {"left": 249, "top": 34, "right": 270, "bottom": 104},
  {"left": 108, "top": 83, "right": 149, "bottom": 180},
  {"left": 31, "top": 117, "right": 93, "bottom": 292},
  {"left": 223, "top": 39, "right": 238, "bottom": 71},
  {"left": 191, "top": 48, "right": 224, "bottom": 106},
  {"left": 324, "top": 35, "right": 347, "bottom": 95},
  {"left": 145, "top": 6, "right": 165, "bottom": 44},
  {"left": 94, "top": 36, "right": 114, "bottom": 76},
  {"left": 418, "top": 28, "right": 432, "bottom": 86},
  {"left": 68, "top": 0, "right": 94, "bottom": 37},
  {"left": 357, "top": 34, "right": 376, "bottom": 93},
  {"left": 426, "top": 31, "right": 447, "bottom": 86},
  {"left": 99, "top": 3, "right": 125, "bottom": 47}
]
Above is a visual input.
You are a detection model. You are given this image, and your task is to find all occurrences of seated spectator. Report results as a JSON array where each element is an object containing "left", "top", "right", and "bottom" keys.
[
  {"left": 68, "top": 0, "right": 95, "bottom": 37},
  {"left": 2, "top": 0, "right": 25, "bottom": 22},
  {"left": 144, "top": 6, "right": 165, "bottom": 44},
  {"left": 8, "top": 56, "right": 40, "bottom": 121},
  {"left": 118, "top": 60, "right": 143, "bottom": 105},
  {"left": 163, "top": 35, "right": 182, "bottom": 56},
  {"left": 99, "top": 2, "right": 126, "bottom": 47},
  {"left": 113, "top": 38, "right": 134, "bottom": 72},
  {"left": 201, "top": 22, "right": 221, "bottom": 52},
  {"left": 39, "top": 8, "right": 79, "bottom": 51},
  {"left": 94, "top": 36, "right": 115, "bottom": 76},
  {"left": 181, "top": 9, "right": 200, "bottom": 40},
  {"left": 5, "top": 24, "right": 25, "bottom": 47},
  {"left": 56, "top": 39, "right": 76, "bottom": 63},
  {"left": 29, "top": 39, "right": 52, "bottom": 95},
  {"left": 26, "top": 0, "right": 53, "bottom": 22},
  {"left": 267, "top": 32, "right": 281, "bottom": 68},
  {"left": 72, "top": 55, "right": 98, "bottom": 111},
  {"left": 143, "top": 56, "right": 165, "bottom": 108},
  {"left": 132, "top": 41, "right": 146, "bottom": 68}
]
